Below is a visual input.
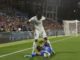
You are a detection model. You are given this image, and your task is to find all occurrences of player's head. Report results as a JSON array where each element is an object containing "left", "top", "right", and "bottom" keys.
[
  {"left": 36, "top": 45, "right": 42, "bottom": 51},
  {"left": 36, "top": 40, "right": 44, "bottom": 51},
  {"left": 39, "top": 40, "right": 44, "bottom": 43},
  {"left": 36, "top": 11, "right": 42, "bottom": 20},
  {"left": 36, "top": 7, "right": 42, "bottom": 20}
]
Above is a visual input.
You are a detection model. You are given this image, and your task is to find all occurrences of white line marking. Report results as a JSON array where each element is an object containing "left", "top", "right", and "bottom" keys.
[
  {"left": 0, "top": 48, "right": 31, "bottom": 58},
  {"left": 0, "top": 35, "right": 69, "bottom": 48},
  {"left": 0, "top": 36, "right": 62, "bottom": 48},
  {"left": 0, "top": 36, "right": 73, "bottom": 58},
  {"left": 0, "top": 40, "right": 33, "bottom": 48}
]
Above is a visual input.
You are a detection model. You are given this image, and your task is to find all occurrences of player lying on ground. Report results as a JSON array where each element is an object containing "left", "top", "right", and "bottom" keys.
[{"left": 24, "top": 40, "right": 55, "bottom": 58}]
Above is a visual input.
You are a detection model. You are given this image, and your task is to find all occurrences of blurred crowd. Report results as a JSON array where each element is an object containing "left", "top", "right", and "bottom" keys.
[
  {"left": 44, "top": 20, "right": 63, "bottom": 30},
  {"left": 0, "top": 15, "right": 63, "bottom": 32},
  {"left": 0, "top": 15, "right": 32, "bottom": 32}
]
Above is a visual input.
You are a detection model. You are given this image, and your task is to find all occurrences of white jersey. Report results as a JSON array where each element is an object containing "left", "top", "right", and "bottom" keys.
[
  {"left": 29, "top": 16, "right": 49, "bottom": 53},
  {"left": 29, "top": 16, "right": 45, "bottom": 32}
]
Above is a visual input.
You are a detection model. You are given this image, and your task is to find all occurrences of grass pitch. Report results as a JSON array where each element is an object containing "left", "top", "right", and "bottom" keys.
[{"left": 0, "top": 36, "right": 80, "bottom": 60}]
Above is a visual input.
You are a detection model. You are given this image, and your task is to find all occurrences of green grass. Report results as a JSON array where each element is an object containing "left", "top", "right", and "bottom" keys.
[{"left": 0, "top": 36, "right": 80, "bottom": 60}]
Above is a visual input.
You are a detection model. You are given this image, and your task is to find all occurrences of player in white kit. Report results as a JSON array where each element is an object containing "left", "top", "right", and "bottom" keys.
[{"left": 27, "top": 10, "right": 55, "bottom": 54}]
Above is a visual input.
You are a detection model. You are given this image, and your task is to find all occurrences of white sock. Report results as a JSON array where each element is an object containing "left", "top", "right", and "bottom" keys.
[{"left": 32, "top": 42, "right": 37, "bottom": 53}]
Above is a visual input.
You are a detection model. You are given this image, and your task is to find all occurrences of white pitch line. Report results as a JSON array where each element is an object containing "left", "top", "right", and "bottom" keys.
[
  {"left": 0, "top": 36, "right": 73, "bottom": 58},
  {"left": 0, "top": 35, "right": 69, "bottom": 48},
  {"left": 0, "top": 48, "right": 31, "bottom": 58},
  {"left": 0, "top": 36, "right": 63, "bottom": 48}
]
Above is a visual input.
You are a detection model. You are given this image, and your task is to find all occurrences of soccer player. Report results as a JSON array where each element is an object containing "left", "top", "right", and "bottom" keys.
[
  {"left": 24, "top": 40, "right": 54, "bottom": 58},
  {"left": 27, "top": 9, "right": 55, "bottom": 54}
]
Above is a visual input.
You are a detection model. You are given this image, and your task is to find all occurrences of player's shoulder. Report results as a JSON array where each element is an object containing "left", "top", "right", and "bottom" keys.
[
  {"left": 33, "top": 16, "right": 45, "bottom": 18},
  {"left": 31, "top": 16, "right": 36, "bottom": 19},
  {"left": 42, "top": 16, "right": 45, "bottom": 17},
  {"left": 29, "top": 16, "right": 37, "bottom": 21},
  {"left": 33, "top": 16, "right": 37, "bottom": 17}
]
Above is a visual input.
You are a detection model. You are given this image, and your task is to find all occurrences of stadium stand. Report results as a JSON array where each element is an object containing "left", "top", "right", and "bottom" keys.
[{"left": 0, "top": 7, "right": 64, "bottom": 43}]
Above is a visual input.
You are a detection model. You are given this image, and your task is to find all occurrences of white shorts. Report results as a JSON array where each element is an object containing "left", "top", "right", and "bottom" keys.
[{"left": 34, "top": 30, "right": 47, "bottom": 40}]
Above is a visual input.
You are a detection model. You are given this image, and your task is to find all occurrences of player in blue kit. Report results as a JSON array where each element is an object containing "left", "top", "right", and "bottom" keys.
[{"left": 24, "top": 40, "right": 55, "bottom": 58}]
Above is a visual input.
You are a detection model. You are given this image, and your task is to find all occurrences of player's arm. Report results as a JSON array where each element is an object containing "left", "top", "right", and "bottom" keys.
[
  {"left": 47, "top": 40, "right": 55, "bottom": 54},
  {"left": 41, "top": 16, "right": 46, "bottom": 21},
  {"left": 27, "top": 17, "right": 34, "bottom": 24}
]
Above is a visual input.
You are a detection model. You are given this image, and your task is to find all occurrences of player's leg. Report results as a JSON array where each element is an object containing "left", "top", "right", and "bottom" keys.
[
  {"left": 32, "top": 30, "right": 39, "bottom": 53},
  {"left": 24, "top": 52, "right": 36, "bottom": 58},
  {"left": 47, "top": 40, "right": 55, "bottom": 54},
  {"left": 44, "top": 38, "right": 55, "bottom": 54},
  {"left": 42, "top": 30, "right": 52, "bottom": 50},
  {"left": 42, "top": 31, "right": 55, "bottom": 54}
]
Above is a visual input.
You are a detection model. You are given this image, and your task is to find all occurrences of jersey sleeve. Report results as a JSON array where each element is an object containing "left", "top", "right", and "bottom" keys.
[
  {"left": 41, "top": 16, "right": 46, "bottom": 21},
  {"left": 29, "top": 17, "right": 35, "bottom": 22}
]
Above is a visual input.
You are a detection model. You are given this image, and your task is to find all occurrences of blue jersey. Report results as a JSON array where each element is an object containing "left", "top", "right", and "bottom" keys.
[
  {"left": 40, "top": 44, "right": 52, "bottom": 55},
  {"left": 31, "top": 43, "right": 52, "bottom": 57},
  {"left": 42, "top": 46, "right": 52, "bottom": 53}
]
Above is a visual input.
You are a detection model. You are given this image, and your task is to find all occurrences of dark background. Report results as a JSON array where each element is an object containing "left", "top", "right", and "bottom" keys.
[{"left": 0, "top": 0, "right": 80, "bottom": 20}]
